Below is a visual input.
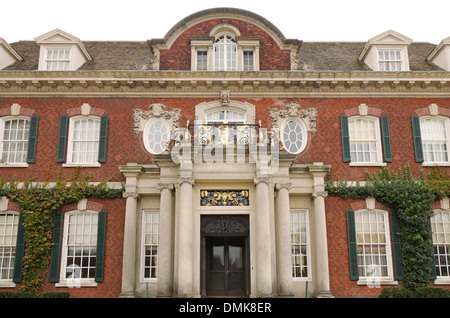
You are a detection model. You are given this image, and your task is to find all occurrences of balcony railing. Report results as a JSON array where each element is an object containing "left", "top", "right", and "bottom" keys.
[{"left": 171, "top": 123, "right": 277, "bottom": 147}]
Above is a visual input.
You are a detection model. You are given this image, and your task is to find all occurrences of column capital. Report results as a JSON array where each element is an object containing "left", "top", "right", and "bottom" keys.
[
  {"left": 312, "top": 191, "right": 328, "bottom": 198},
  {"left": 157, "top": 183, "right": 174, "bottom": 191},
  {"left": 275, "top": 183, "right": 292, "bottom": 191},
  {"left": 177, "top": 177, "right": 195, "bottom": 186},
  {"left": 123, "top": 191, "right": 140, "bottom": 199},
  {"left": 254, "top": 177, "right": 270, "bottom": 185}
]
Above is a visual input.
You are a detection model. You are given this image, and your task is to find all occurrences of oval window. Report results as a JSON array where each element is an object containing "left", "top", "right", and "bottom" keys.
[
  {"left": 281, "top": 119, "right": 306, "bottom": 154},
  {"left": 144, "top": 118, "right": 170, "bottom": 154}
]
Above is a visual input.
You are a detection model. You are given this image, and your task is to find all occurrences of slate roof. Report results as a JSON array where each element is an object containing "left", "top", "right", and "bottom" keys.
[{"left": 2, "top": 40, "right": 443, "bottom": 71}]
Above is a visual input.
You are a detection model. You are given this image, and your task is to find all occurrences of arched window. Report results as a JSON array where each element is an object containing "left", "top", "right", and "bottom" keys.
[{"left": 214, "top": 35, "right": 237, "bottom": 71}]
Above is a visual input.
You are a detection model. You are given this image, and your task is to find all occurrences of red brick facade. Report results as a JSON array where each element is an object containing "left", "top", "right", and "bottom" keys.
[{"left": 1, "top": 8, "right": 449, "bottom": 299}]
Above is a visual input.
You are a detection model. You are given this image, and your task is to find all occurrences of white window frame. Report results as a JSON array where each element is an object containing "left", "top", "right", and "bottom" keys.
[
  {"left": 419, "top": 116, "right": 450, "bottom": 165},
  {"left": 354, "top": 209, "right": 395, "bottom": 285},
  {"left": 431, "top": 210, "right": 450, "bottom": 284},
  {"left": 57, "top": 210, "right": 99, "bottom": 287},
  {"left": 140, "top": 210, "right": 159, "bottom": 282},
  {"left": 291, "top": 209, "right": 311, "bottom": 281},
  {"left": 378, "top": 48, "right": 404, "bottom": 71},
  {"left": 44, "top": 47, "right": 72, "bottom": 71},
  {"left": 348, "top": 116, "right": 384, "bottom": 166},
  {"left": 0, "top": 211, "right": 19, "bottom": 285},
  {"left": 64, "top": 115, "right": 101, "bottom": 167},
  {"left": 213, "top": 34, "right": 237, "bottom": 71},
  {"left": 0, "top": 116, "right": 30, "bottom": 167}
]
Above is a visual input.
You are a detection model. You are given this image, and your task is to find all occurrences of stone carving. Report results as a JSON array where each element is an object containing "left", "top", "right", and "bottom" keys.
[
  {"left": 221, "top": 90, "right": 230, "bottom": 106},
  {"left": 269, "top": 102, "right": 318, "bottom": 133},
  {"left": 133, "top": 103, "right": 181, "bottom": 134},
  {"left": 201, "top": 215, "right": 249, "bottom": 235}
]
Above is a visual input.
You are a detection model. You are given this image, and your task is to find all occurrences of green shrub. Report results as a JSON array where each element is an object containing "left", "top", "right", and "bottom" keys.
[
  {"left": 379, "top": 287, "right": 450, "bottom": 298},
  {"left": 40, "top": 292, "right": 71, "bottom": 298}
]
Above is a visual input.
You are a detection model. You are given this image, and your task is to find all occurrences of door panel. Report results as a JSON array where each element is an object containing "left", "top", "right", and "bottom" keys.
[{"left": 205, "top": 236, "right": 247, "bottom": 297}]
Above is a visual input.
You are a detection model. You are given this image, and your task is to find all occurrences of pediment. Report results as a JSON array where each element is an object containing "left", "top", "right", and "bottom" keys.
[{"left": 358, "top": 29, "right": 412, "bottom": 62}]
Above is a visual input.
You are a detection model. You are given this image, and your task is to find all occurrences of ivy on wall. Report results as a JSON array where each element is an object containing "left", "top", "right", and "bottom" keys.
[
  {"left": 0, "top": 168, "right": 123, "bottom": 295},
  {"left": 325, "top": 165, "right": 449, "bottom": 291}
]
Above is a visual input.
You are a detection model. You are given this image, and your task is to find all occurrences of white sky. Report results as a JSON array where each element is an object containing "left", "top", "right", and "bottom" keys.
[{"left": 1, "top": 0, "right": 449, "bottom": 44}]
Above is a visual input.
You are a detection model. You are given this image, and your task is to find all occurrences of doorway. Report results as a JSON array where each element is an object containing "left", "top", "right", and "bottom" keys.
[{"left": 200, "top": 215, "right": 250, "bottom": 297}]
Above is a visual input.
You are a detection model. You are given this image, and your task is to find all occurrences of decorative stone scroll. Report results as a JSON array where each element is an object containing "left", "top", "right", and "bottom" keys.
[
  {"left": 133, "top": 103, "right": 181, "bottom": 134},
  {"left": 200, "top": 190, "right": 249, "bottom": 206},
  {"left": 201, "top": 215, "right": 249, "bottom": 235},
  {"left": 269, "top": 102, "right": 318, "bottom": 133}
]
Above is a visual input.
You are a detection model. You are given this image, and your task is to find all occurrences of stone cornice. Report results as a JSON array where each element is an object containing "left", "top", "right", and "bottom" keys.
[{"left": 0, "top": 70, "right": 449, "bottom": 98}]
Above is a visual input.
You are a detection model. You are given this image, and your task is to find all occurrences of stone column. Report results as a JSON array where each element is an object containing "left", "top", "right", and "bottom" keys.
[
  {"left": 176, "top": 177, "right": 194, "bottom": 297},
  {"left": 312, "top": 190, "right": 332, "bottom": 297},
  {"left": 157, "top": 183, "right": 174, "bottom": 297},
  {"left": 275, "top": 183, "right": 294, "bottom": 297},
  {"left": 120, "top": 191, "right": 140, "bottom": 297},
  {"left": 254, "top": 177, "right": 274, "bottom": 297}
]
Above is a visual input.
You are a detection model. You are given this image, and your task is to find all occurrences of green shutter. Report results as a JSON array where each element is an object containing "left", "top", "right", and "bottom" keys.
[
  {"left": 411, "top": 116, "right": 424, "bottom": 163},
  {"left": 346, "top": 210, "right": 359, "bottom": 280},
  {"left": 49, "top": 211, "right": 63, "bottom": 283},
  {"left": 26, "top": 116, "right": 39, "bottom": 164},
  {"left": 13, "top": 213, "right": 26, "bottom": 283},
  {"left": 340, "top": 116, "right": 351, "bottom": 162},
  {"left": 98, "top": 115, "right": 108, "bottom": 163},
  {"left": 380, "top": 116, "right": 392, "bottom": 162},
  {"left": 56, "top": 116, "right": 68, "bottom": 163},
  {"left": 390, "top": 210, "right": 403, "bottom": 281},
  {"left": 95, "top": 211, "right": 107, "bottom": 282}
]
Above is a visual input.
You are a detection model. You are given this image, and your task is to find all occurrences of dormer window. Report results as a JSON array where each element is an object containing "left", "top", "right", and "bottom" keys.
[
  {"left": 35, "top": 29, "right": 91, "bottom": 71},
  {"left": 45, "top": 48, "right": 71, "bottom": 70},
  {"left": 358, "top": 30, "right": 411, "bottom": 71}
]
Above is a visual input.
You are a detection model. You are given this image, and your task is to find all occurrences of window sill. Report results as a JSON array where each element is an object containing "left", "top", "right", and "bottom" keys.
[
  {"left": 62, "top": 163, "right": 101, "bottom": 168},
  {"left": 422, "top": 162, "right": 450, "bottom": 167},
  {"left": 0, "top": 281, "right": 16, "bottom": 288},
  {"left": 357, "top": 279, "right": 398, "bottom": 286},
  {"left": 349, "top": 162, "right": 387, "bottom": 167},
  {"left": 56, "top": 280, "right": 98, "bottom": 288},
  {"left": 0, "top": 163, "right": 29, "bottom": 168},
  {"left": 434, "top": 278, "right": 450, "bottom": 285}
]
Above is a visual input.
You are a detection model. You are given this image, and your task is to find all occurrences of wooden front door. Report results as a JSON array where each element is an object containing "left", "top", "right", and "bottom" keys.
[
  {"left": 205, "top": 236, "right": 248, "bottom": 297},
  {"left": 201, "top": 215, "right": 250, "bottom": 297}
]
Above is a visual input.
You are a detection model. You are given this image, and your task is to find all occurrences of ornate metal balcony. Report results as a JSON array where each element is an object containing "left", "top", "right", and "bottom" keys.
[{"left": 188, "top": 123, "right": 261, "bottom": 146}]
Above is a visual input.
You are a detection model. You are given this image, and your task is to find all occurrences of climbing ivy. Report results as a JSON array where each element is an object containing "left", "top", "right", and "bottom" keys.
[
  {"left": 0, "top": 168, "right": 123, "bottom": 295},
  {"left": 326, "top": 165, "right": 449, "bottom": 291}
]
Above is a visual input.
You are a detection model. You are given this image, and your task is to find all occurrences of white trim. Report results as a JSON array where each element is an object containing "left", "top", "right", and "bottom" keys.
[
  {"left": 195, "top": 100, "right": 255, "bottom": 124},
  {"left": 143, "top": 117, "right": 171, "bottom": 155},
  {"left": 0, "top": 115, "right": 31, "bottom": 166}
]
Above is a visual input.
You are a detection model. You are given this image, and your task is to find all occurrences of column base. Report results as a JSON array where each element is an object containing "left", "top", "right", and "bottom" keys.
[
  {"left": 119, "top": 291, "right": 136, "bottom": 298},
  {"left": 315, "top": 290, "right": 334, "bottom": 298}
]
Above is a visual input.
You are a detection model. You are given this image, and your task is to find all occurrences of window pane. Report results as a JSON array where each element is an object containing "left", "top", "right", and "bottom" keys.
[
  {"left": 420, "top": 117, "right": 449, "bottom": 163},
  {"left": 349, "top": 117, "right": 380, "bottom": 163},
  {"left": 291, "top": 210, "right": 309, "bottom": 278},
  {"left": 142, "top": 211, "right": 159, "bottom": 279},
  {"left": 431, "top": 212, "right": 450, "bottom": 277},
  {"left": 355, "top": 211, "right": 390, "bottom": 278},
  {"left": 70, "top": 118, "right": 100, "bottom": 163},
  {"left": 1, "top": 119, "right": 30, "bottom": 164}
]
